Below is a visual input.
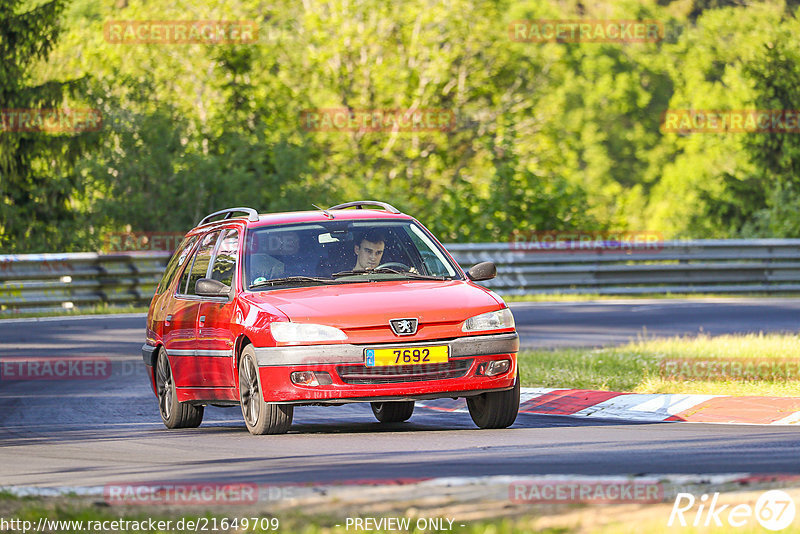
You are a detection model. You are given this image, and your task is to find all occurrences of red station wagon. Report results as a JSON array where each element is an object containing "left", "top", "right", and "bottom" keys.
[{"left": 142, "top": 201, "right": 520, "bottom": 434}]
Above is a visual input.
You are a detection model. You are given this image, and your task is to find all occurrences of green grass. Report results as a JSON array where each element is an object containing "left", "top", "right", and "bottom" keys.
[
  {"left": 4, "top": 485, "right": 800, "bottom": 534},
  {"left": 5, "top": 293, "right": 798, "bottom": 320},
  {"left": 504, "top": 292, "right": 800, "bottom": 302},
  {"left": 0, "top": 304, "right": 149, "bottom": 320},
  {"left": 518, "top": 333, "right": 800, "bottom": 396},
  {"left": 3, "top": 293, "right": 798, "bottom": 318},
  {"left": 0, "top": 497, "right": 570, "bottom": 534},
  {"left": 6, "top": 491, "right": 800, "bottom": 534}
]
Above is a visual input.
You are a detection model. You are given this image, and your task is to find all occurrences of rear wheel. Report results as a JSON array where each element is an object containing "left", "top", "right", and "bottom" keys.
[
  {"left": 467, "top": 371, "right": 520, "bottom": 429},
  {"left": 370, "top": 401, "right": 415, "bottom": 423},
  {"left": 239, "top": 344, "right": 293, "bottom": 435},
  {"left": 155, "top": 347, "right": 203, "bottom": 428}
]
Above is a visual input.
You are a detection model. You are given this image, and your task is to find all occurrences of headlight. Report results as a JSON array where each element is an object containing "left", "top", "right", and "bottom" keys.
[
  {"left": 462, "top": 308, "right": 515, "bottom": 332},
  {"left": 270, "top": 322, "right": 348, "bottom": 344}
]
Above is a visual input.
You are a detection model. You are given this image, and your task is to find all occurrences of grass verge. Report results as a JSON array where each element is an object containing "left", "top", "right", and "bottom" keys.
[
  {"left": 505, "top": 292, "right": 800, "bottom": 302},
  {"left": 0, "top": 304, "right": 149, "bottom": 320},
  {"left": 4, "top": 486, "right": 800, "bottom": 534},
  {"left": 518, "top": 333, "right": 800, "bottom": 396},
  {"left": 0, "top": 495, "right": 567, "bottom": 533}
]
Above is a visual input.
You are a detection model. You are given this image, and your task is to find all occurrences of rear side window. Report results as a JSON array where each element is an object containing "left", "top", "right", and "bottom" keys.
[
  {"left": 210, "top": 229, "right": 239, "bottom": 288},
  {"left": 178, "top": 231, "right": 221, "bottom": 295},
  {"left": 156, "top": 235, "right": 197, "bottom": 295}
]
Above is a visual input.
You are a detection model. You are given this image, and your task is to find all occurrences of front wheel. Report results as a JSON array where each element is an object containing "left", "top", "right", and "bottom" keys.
[
  {"left": 155, "top": 347, "right": 203, "bottom": 429},
  {"left": 467, "top": 371, "right": 520, "bottom": 429},
  {"left": 371, "top": 401, "right": 414, "bottom": 423},
  {"left": 239, "top": 345, "right": 293, "bottom": 435}
]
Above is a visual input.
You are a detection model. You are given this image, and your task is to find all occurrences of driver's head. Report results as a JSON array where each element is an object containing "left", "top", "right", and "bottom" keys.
[{"left": 354, "top": 229, "right": 385, "bottom": 270}]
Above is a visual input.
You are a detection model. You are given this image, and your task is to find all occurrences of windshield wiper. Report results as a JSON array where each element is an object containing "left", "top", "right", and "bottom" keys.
[
  {"left": 330, "top": 269, "right": 367, "bottom": 278},
  {"left": 332, "top": 267, "right": 448, "bottom": 280},
  {"left": 376, "top": 267, "right": 449, "bottom": 280},
  {"left": 249, "top": 276, "right": 334, "bottom": 288}
]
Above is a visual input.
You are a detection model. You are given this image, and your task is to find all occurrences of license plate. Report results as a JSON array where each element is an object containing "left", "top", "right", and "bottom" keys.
[{"left": 364, "top": 345, "right": 449, "bottom": 367}]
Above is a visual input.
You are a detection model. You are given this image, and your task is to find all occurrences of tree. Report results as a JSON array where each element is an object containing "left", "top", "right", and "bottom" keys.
[
  {"left": 0, "top": 0, "right": 98, "bottom": 252},
  {"left": 739, "top": 38, "right": 800, "bottom": 236},
  {"left": 646, "top": 3, "right": 789, "bottom": 237}
]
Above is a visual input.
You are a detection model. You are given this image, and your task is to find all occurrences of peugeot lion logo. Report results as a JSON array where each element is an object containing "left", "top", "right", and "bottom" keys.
[{"left": 390, "top": 318, "right": 418, "bottom": 336}]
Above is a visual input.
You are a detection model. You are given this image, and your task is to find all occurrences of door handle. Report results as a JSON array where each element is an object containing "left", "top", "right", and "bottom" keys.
[
  {"left": 165, "top": 314, "right": 173, "bottom": 326},
  {"left": 199, "top": 315, "right": 206, "bottom": 324}
]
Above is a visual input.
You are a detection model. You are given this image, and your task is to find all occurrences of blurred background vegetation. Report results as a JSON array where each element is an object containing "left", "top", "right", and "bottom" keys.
[{"left": 2, "top": 0, "right": 800, "bottom": 252}]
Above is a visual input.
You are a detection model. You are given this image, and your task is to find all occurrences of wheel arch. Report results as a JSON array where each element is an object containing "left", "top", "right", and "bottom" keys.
[
  {"left": 147, "top": 343, "right": 166, "bottom": 396},
  {"left": 234, "top": 334, "right": 253, "bottom": 370}
]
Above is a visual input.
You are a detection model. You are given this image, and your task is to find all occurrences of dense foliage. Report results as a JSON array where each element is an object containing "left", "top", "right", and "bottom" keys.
[
  {"left": 2, "top": 0, "right": 800, "bottom": 252},
  {"left": 0, "top": 0, "right": 99, "bottom": 251}
]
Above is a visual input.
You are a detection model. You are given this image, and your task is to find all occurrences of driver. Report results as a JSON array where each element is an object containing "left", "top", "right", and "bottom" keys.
[{"left": 353, "top": 229, "right": 386, "bottom": 271}]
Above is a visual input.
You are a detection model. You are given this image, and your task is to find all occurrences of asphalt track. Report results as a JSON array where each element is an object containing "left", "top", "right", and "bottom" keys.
[
  {"left": 511, "top": 297, "right": 800, "bottom": 348},
  {"left": 1, "top": 299, "right": 799, "bottom": 489}
]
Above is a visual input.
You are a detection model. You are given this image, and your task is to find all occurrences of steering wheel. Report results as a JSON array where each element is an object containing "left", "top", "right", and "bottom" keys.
[{"left": 375, "top": 262, "right": 412, "bottom": 271}]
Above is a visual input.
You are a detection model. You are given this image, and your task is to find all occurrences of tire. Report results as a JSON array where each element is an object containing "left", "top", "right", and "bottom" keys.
[
  {"left": 239, "top": 344, "right": 293, "bottom": 435},
  {"left": 466, "top": 371, "right": 520, "bottom": 429},
  {"left": 155, "top": 347, "right": 203, "bottom": 429},
  {"left": 370, "top": 401, "right": 415, "bottom": 423}
]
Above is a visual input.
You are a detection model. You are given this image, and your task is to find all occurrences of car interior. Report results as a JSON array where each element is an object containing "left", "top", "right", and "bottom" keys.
[{"left": 244, "top": 224, "right": 427, "bottom": 285}]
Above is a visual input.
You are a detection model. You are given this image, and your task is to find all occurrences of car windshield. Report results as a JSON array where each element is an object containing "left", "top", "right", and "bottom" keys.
[{"left": 244, "top": 219, "right": 462, "bottom": 290}]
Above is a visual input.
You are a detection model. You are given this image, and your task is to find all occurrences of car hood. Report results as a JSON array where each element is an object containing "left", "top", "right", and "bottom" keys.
[{"left": 245, "top": 279, "right": 503, "bottom": 328}]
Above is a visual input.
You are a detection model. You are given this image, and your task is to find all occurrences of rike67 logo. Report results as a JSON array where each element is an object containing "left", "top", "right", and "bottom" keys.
[{"left": 669, "top": 490, "right": 796, "bottom": 531}]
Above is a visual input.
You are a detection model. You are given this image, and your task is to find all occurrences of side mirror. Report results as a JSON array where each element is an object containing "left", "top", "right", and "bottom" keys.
[
  {"left": 195, "top": 278, "right": 230, "bottom": 298},
  {"left": 467, "top": 261, "right": 497, "bottom": 282}
]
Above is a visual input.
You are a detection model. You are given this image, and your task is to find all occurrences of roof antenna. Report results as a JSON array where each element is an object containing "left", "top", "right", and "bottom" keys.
[{"left": 312, "top": 204, "right": 335, "bottom": 220}]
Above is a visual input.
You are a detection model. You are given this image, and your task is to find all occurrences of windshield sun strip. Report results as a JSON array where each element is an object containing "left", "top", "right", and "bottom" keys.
[{"left": 244, "top": 219, "right": 464, "bottom": 286}]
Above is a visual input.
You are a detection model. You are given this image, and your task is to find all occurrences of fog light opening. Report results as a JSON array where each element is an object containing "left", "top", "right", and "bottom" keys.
[
  {"left": 291, "top": 371, "right": 319, "bottom": 386},
  {"left": 290, "top": 371, "right": 332, "bottom": 386},
  {"left": 484, "top": 359, "right": 511, "bottom": 377}
]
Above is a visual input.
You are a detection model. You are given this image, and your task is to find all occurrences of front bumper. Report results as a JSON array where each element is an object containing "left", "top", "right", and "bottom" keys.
[
  {"left": 253, "top": 332, "right": 519, "bottom": 404},
  {"left": 142, "top": 343, "right": 158, "bottom": 367}
]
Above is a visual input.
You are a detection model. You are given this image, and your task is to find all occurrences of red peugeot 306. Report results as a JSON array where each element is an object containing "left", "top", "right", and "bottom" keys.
[{"left": 143, "top": 201, "right": 519, "bottom": 434}]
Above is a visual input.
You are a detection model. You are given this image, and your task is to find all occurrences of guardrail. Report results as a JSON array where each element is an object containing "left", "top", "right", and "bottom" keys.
[
  {"left": 0, "top": 252, "right": 170, "bottom": 315},
  {"left": 2, "top": 239, "right": 800, "bottom": 315},
  {"left": 447, "top": 239, "right": 800, "bottom": 295}
]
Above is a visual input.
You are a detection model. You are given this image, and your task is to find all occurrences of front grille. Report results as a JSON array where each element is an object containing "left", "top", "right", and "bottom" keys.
[{"left": 336, "top": 359, "right": 473, "bottom": 385}]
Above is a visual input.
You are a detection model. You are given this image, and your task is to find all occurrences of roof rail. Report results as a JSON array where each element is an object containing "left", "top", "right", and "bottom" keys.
[
  {"left": 198, "top": 207, "right": 259, "bottom": 226},
  {"left": 328, "top": 200, "right": 401, "bottom": 214}
]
